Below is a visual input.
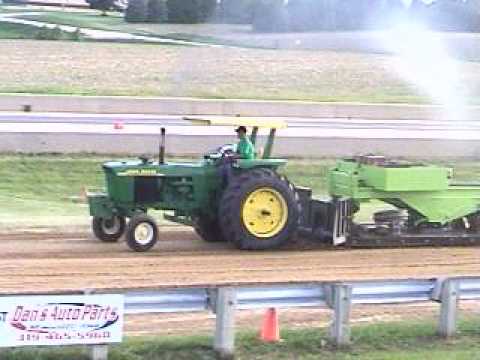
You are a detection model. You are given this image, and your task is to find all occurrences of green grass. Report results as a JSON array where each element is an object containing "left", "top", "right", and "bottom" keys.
[
  {"left": 0, "top": 154, "right": 106, "bottom": 228},
  {"left": 0, "top": 22, "right": 40, "bottom": 39},
  {"left": 14, "top": 10, "right": 256, "bottom": 46},
  {"left": 0, "top": 154, "right": 478, "bottom": 230},
  {"left": 3, "top": 318, "right": 480, "bottom": 359},
  {"left": 4, "top": 6, "right": 249, "bottom": 47},
  {"left": 0, "top": 7, "right": 84, "bottom": 40},
  {"left": 282, "top": 158, "right": 336, "bottom": 195},
  {"left": 26, "top": 11, "right": 125, "bottom": 31},
  {"left": 0, "top": 5, "right": 30, "bottom": 13},
  {"left": 0, "top": 22, "right": 83, "bottom": 40}
]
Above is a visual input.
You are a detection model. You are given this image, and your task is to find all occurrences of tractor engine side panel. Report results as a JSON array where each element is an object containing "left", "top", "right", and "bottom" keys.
[{"left": 100, "top": 161, "right": 221, "bottom": 216}]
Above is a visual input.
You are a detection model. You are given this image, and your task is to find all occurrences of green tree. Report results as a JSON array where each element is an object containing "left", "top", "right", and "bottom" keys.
[
  {"left": 335, "top": 0, "right": 369, "bottom": 30},
  {"left": 198, "top": 0, "right": 217, "bottom": 21},
  {"left": 166, "top": 0, "right": 217, "bottom": 23},
  {"left": 321, "top": 0, "right": 337, "bottom": 30},
  {"left": 218, "top": 0, "right": 255, "bottom": 24},
  {"left": 288, "top": 0, "right": 366, "bottom": 32},
  {"left": 364, "top": 0, "right": 406, "bottom": 29},
  {"left": 422, "top": 0, "right": 477, "bottom": 31},
  {"left": 288, "top": 0, "right": 355, "bottom": 32},
  {"left": 125, "top": 0, "right": 149, "bottom": 22},
  {"left": 86, "top": 0, "right": 115, "bottom": 15},
  {"left": 148, "top": 0, "right": 168, "bottom": 22},
  {"left": 286, "top": 0, "right": 319, "bottom": 31},
  {"left": 252, "top": 0, "right": 288, "bottom": 32}
]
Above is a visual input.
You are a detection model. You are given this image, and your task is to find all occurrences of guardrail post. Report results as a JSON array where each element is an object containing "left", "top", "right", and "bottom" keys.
[
  {"left": 327, "top": 284, "right": 352, "bottom": 347},
  {"left": 438, "top": 279, "right": 459, "bottom": 338},
  {"left": 89, "top": 344, "right": 109, "bottom": 360},
  {"left": 214, "top": 287, "right": 237, "bottom": 359}
]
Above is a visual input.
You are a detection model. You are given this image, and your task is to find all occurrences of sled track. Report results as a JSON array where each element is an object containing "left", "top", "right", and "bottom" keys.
[
  {"left": 0, "top": 229, "right": 479, "bottom": 296},
  {"left": 2, "top": 229, "right": 480, "bottom": 336}
]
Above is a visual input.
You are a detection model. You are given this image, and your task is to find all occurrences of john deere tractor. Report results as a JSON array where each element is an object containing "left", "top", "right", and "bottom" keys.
[
  {"left": 88, "top": 117, "right": 300, "bottom": 251},
  {"left": 89, "top": 116, "right": 480, "bottom": 251}
]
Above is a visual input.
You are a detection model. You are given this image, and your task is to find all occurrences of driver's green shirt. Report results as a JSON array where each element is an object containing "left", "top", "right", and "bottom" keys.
[{"left": 237, "top": 137, "right": 255, "bottom": 159}]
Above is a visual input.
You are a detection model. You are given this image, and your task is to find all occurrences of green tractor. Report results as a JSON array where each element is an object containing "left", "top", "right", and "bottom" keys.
[
  {"left": 88, "top": 116, "right": 480, "bottom": 251},
  {"left": 298, "top": 155, "right": 480, "bottom": 247},
  {"left": 87, "top": 117, "right": 300, "bottom": 251}
]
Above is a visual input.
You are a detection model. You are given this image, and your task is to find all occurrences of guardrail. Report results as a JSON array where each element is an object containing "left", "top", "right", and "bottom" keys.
[{"left": 3, "top": 277, "right": 480, "bottom": 360}]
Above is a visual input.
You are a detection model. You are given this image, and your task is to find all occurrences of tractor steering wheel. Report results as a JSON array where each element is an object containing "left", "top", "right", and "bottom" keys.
[
  {"left": 205, "top": 144, "right": 236, "bottom": 160},
  {"left": 138, "top": 155, "right": 151, "bottom": 164}
]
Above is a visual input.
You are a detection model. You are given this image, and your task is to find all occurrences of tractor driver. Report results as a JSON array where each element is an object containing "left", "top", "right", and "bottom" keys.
[
  {"left": 235, "top": 126, "right": 255, "bottom": 160},
  {"left": 218, "top": 126, "right": 256, "bottom": 186}
]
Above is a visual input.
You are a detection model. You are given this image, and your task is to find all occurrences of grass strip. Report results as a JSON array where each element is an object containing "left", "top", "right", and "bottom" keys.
[
  {"left": 0, "top": 154, "right": 478, "bottom": 228},
  {"left": 0, "top": 22, "right": 41, "bottom": 39},
  {"left": 2, "top": 318, "right": 480, "bottom": 359},
  {"left": 0, "top": 21, "right": 82, "bottom": 40}
]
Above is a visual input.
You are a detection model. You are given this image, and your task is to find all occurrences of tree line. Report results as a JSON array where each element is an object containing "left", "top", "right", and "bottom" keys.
[{"left": 120, "top": 0, "right": 480, "bottom": 32}]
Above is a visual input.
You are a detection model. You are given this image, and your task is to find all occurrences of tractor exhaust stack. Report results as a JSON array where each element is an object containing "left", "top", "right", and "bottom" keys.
[{"left": 159, "top": 127, "right": 166, "bottom": 164}]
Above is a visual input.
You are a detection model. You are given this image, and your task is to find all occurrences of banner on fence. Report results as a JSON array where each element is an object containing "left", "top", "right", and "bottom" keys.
[{"left": 0, "top": 294, "right": 124, "bottom": 347}]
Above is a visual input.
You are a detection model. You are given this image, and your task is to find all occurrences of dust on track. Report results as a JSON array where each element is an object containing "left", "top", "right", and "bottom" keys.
[{"left": 1, "top": 229, "right": 480, "bottom": 295}]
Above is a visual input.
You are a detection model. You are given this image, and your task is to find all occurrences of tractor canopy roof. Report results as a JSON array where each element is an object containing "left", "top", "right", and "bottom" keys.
[{"left": 184, "top": 116, "right": 287, "bottom": 129}]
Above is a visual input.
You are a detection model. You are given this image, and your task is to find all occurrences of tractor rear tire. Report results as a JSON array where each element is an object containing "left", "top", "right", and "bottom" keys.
[
  {"left": 218, "top": 169, "right": 300, "bottom": 250},
  {"left": 470, "top": 213, "right": 480, "bottom": 232},
  {"left": 92, "top": 216, "right": 126, "bottom": 242},
  {"left": 125, "top": 214, "right": 158, "bottom": 252},
  {"left": 194, "top": 216, "right": 226, "bottom": 242}
]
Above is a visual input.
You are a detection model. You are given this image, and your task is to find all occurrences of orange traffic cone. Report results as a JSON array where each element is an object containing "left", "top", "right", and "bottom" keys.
[
  {"left": 113, "top": 121, "right": 124, "bottom": 130},
  {"left": 259, "top": 308, "right": 280, "bottom": 342}
]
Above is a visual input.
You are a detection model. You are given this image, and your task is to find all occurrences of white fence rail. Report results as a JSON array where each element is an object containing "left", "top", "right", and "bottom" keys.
[{"left": 3, "top": 276, "right": 480, "bottom": 359}]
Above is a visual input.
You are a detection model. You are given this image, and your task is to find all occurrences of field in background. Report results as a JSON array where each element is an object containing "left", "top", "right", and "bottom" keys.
[
  {"left": 2, "top": 4, "right": 480, "bottom": 103},
  {"left": 0, "top": 154, "right": 478, "bottom": 230},
  {"left": 2, "top": 39, "right": 480, "bottom": 103}
]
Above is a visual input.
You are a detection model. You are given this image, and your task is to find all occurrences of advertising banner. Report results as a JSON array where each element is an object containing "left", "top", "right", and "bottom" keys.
[{"left": 0, "top": 294, "right": 124, "bottom": 347}]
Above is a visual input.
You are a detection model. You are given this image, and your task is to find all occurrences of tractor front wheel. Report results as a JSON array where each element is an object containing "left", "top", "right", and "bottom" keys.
[
  {"left": 92, "top": 216, "right": 126, "bottom": 242},
  {"left": 219, "top": 169, "right": 300, "bottom": 250},
  {"left": 125, "top": 214, "right": 158, "bottom": 252}
]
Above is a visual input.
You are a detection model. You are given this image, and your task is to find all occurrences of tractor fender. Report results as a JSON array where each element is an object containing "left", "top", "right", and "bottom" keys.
[{"left": 235, "top": 159, "right": 287, "bottom": 170}]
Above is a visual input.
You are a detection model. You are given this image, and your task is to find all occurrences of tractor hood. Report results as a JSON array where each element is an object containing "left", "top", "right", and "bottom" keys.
[
  {"left": 103, "top": 161, "right": 161, "bottom": 177},
  {"left": 102, "top": 160, "right": 206, "bottom": 177}
]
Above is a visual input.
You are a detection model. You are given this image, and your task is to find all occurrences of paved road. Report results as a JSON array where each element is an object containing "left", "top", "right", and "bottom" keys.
[
  {"left": 1, "top": 112, "right": 479, "bottom": 157},
  {"left": 2, "top": 112, "right": 480, "bottom": 140}
]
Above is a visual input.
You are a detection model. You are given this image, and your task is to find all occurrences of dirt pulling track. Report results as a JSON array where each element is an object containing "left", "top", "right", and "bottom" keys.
[
  {"left": 1, "top": 228, "right": 480, "bottom": 294},
  {"left": 2, "top": 228, "right": 480, "bottom": 336}
]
